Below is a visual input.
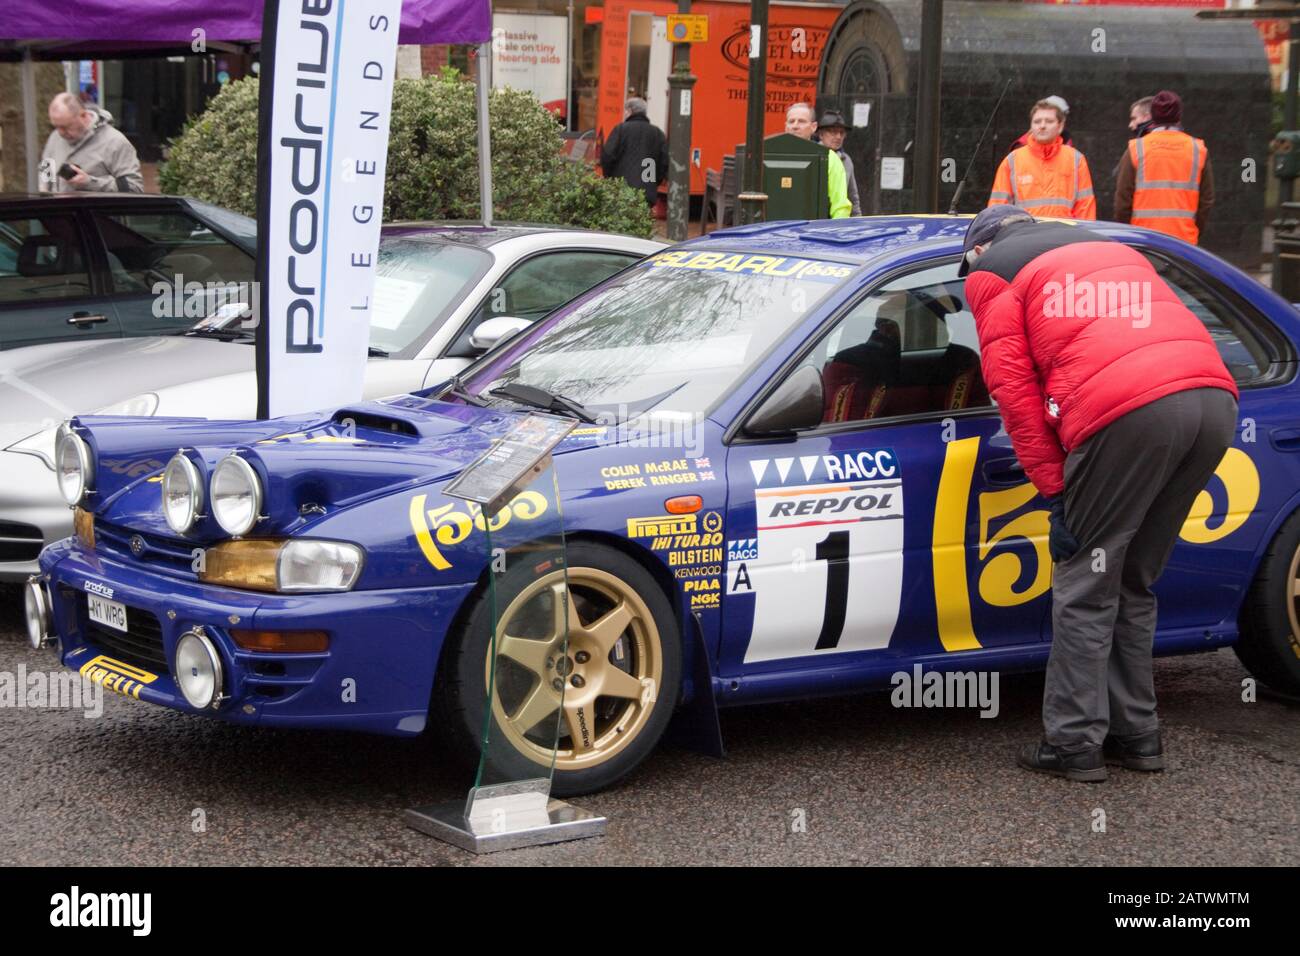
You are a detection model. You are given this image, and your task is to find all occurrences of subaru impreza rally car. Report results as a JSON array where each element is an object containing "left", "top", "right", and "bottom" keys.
[{"left": 26, "top": 216, "right": 1300, "bottom": 795}]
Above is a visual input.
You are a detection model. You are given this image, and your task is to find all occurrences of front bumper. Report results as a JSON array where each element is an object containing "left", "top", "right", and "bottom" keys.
[
  {"left": 0, "top": 450, "right": 70, "bottom": 582},
  {"left": 38, "top": 539, "right": 475, "bottom": 735}
]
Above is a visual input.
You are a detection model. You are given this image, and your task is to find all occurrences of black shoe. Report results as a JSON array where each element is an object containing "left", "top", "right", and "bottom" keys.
[
  {"left": 1017, "top": 741, "right": 1108, "bottom": 782},
  {"left": 1103, "top": 730, "right": 1165, "bottom": 771}
]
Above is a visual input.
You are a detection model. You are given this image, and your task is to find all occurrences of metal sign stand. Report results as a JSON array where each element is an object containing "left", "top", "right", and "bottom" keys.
[
  {"left": 405, "top": 779, "right": 605, "bottom": 854},
  {"left": 405, "top": 413, "right": 606, "bottom": 854}
]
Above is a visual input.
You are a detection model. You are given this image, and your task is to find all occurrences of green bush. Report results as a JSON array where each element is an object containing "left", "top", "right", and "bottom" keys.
[
  {"left": 158, "top": 78, "right": 260, "bottom": 215},
  {"left": 160, "top": 71, "right": 653, "bottom": 237}
]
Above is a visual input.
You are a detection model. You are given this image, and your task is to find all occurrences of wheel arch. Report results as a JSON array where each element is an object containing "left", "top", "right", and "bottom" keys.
[
  {"left": 432, "top": 529, "right": 701, "bottom": 707},
  {"left": 562, "top": 529, "right": 701, "bottom": 705}
]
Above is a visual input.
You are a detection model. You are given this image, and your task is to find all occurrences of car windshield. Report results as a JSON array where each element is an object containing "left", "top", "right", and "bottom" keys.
[
  {"left": 465, "top": 249, "right": 854, "bottom": 418},
  {"left": 185, "top": 200, "right": 257, "bottom": 250},
  {"left": 187, "top": 236, "right": 492, "bottom": 354}
]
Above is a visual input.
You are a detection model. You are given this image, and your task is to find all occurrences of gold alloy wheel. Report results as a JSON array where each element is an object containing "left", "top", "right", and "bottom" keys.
[
  {"left": 1286, "top": 542, "right": 1300, "bottom": 644},
  {"left": 485, "top": 566, "right": 663, "bottom": 771}
]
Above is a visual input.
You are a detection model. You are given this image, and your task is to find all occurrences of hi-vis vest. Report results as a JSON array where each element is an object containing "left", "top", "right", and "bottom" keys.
[
  {"left": 989, "top": 142, "right": 1096, "bottom": 220},
  {"left": 1128, "top": 129, "right": 1206, "bottom": 244}
]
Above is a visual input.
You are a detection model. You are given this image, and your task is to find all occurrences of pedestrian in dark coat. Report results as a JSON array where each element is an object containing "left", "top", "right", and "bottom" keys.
[{"left": 600, "top": 97, "right": 669, "bottom": 206}]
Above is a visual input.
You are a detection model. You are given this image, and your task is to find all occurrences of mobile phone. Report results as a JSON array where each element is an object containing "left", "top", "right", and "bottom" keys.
[{"left": 58, "top": 163, "right": 77, "bottom": 180}]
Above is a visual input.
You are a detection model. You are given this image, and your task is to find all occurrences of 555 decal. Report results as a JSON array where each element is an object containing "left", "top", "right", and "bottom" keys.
[{"left": 932, "top": 438, "right": 1261, "bottom": 652}]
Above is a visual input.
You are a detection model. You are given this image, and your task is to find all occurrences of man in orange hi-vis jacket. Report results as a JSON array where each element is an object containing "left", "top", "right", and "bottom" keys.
[
  {"left": 988, "top": 99, "right": 1097, "bottom": 220},
  {"left": 1114, "top": 90, "right": 1213, "bottom": 245}
]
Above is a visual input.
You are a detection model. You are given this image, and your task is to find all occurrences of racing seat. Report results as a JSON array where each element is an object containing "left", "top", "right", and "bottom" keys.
[
  {"left": 871, "top": 343, "right": 989, "bottom": 418},
  {"left": 821, "top": 324, "right": 901, "bottom": 423},
  {"left": 822, "top": 360, "right": 887, "bottom": 422}
]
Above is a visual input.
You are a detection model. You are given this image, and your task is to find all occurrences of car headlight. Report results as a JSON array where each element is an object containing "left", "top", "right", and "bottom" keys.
[
  {"left": 210, "top": 454, "right": 262, "bottom": 536},
  {"left": 199, "top": 538, "right": 364, "bottom": 593},
  {"left": 7, "top": 393, "right": 158, "bottom": 471},
  {"left": 175, "top": 628, "right": 224, "bottom": 710},
  {"left": 162, "top": 452, "right": 204, "bottom": 534},
  {"left": 55, "top": 426, "right": 93, "bottom": 505}
]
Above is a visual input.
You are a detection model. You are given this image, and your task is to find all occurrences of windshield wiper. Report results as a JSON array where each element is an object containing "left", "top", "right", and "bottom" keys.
[
  {"left": 440, "top": 375, "right": 488, "bottom": 407},
  {"left": 368, "top": 346, "right": 389, "bottom": 357},
  {"left": 488, "top": 382, "right": 600, "bottom": 423},
  {"left": 181, "top": 326, "right": 253, "bottom": 341}
]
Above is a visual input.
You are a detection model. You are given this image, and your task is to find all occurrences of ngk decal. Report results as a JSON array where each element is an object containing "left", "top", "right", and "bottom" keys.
[{"left": 740, "top": 475, "right": 905, "bottom": 663}]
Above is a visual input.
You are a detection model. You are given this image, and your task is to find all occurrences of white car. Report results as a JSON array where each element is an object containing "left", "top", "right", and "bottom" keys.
[{"left": 0, "top": 222, "right": 662, "bottom": 582}]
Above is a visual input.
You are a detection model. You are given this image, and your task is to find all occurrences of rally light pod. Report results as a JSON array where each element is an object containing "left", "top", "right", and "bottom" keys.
[
  {"left": 175, "top": 629, "right": 225, "bottom": 710},
  {"left": 162, "top": 452, "right": 205, "bottom": 534},
  {"left": 55, "top": 425, "right": 93, "bottom": 506},
  {"left": 210, "top": 454, "right": 263, "bottom": 537},
  {"left": 23, "top": 577, "right": 54, "bottom": 651}
]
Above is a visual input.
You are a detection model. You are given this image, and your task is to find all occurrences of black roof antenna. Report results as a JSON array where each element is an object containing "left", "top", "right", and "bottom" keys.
[{"left": 947, "top": 78, "right": 1014, "bottom": 216}]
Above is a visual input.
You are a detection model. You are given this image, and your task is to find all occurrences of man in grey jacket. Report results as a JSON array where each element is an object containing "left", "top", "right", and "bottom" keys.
[
  {"left": 40, "top": 93, "right": 143, "bottom": 194},
  {"left": 816, "top": 110, "right": 861, "bottom": 216}
]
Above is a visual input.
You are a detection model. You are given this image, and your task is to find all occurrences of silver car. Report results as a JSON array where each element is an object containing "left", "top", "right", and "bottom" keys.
[{"left": 0, "top": 222, "right": 662, "bottom": 582}]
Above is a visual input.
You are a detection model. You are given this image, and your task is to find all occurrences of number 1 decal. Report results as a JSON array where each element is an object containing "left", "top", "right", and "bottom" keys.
[
  {"left": 742, "top": 471, "right": 905, "bottom": 664},
  {"left": 814, "top": 531, "right": 850, "bottom": 650}
]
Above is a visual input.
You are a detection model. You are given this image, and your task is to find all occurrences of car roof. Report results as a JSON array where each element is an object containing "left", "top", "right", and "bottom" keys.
[
  {"left": 0, "top": 192, "right": 196, "bottom": 204},
  {"left": 681, "top": 215, "right": 1153, "bottom": 265},
  {"left": 379, "top": 220, "right": 648, "bottom": 248}
]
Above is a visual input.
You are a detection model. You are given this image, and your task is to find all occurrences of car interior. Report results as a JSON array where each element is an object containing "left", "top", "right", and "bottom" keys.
[
  {"left": 0, "top": 216, "right": 92, "bottom": 301},
  {"left": 817, "top": 279, "right": 990, "bottom": 424},
  {"left": 92, "top": 211, "right": 253, "bottom": 293}
]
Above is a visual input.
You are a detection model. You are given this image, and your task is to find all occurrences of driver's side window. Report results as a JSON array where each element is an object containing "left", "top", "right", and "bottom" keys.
[{"left": 808, "top": 262, "right": 991, "bottom": 425}]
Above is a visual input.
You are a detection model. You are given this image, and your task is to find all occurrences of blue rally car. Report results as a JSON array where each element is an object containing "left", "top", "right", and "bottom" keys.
[{"left": 25, "top": 216, "right": 1300, "bottom": 795}]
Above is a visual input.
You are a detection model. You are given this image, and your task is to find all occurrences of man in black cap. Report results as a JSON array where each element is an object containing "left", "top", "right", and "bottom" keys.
[
  {"left": 959, "top": 205, "right": 1239, "bottom": 782},
  {"left": 815, "top": 109, "right": 862, "bottom": 216}
]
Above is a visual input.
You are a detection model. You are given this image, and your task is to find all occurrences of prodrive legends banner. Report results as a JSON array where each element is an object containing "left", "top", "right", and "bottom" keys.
[{"left": 254, "top": 0, "right": 402, "bottom": 419}]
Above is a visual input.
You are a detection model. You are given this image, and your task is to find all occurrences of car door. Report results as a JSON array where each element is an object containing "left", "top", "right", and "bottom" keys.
[
  {"left": 90, "top": 207, "right": 256, "bottom": 337},
  {"left": 720, "top": 260, "right": 1053, "bottom": 678},
  {"left": 1130, "top": 247, "right": 1289, "bottom": 636},
  {"left": 0, "top": 210, "right": 123, "bottom": 349},
  {"left": 441, "top": 249, "right": 642, "bottom": 359}
]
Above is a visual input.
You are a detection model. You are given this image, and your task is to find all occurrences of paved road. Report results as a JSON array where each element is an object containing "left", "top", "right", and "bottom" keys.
[{"left": 1, "top": 586, "right": 1295, "bottom": 866}]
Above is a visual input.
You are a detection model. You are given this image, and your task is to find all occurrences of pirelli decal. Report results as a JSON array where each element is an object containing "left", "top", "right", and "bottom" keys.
[
  {"left": 627, "top": 514, "right": 698, "bottom": 538},
  {"left": 79, "top": 655, "right": 159, "bottom": 701}
]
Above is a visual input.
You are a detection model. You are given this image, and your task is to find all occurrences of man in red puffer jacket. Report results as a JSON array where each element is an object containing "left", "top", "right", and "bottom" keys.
[{"left": 960, "top": 206, "right": 1239, "bottom": 782}]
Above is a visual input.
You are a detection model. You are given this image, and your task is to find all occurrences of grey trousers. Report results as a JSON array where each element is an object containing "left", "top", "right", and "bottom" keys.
[{"left": 1045, "top": 387, "right": 1238, "bottom": 751}]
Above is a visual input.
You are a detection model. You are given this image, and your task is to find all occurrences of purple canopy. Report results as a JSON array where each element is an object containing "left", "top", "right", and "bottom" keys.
[{"left": 1, "top": 0, "right": 491, "bottom": 47}]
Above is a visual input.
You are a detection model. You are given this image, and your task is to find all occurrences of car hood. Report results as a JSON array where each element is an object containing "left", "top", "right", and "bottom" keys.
[
  {"left": 0, "top": 335, "right": 252, "bottom": 443},
  {"left": 83, "top": 395, "right": 595, "bottom": 542}
]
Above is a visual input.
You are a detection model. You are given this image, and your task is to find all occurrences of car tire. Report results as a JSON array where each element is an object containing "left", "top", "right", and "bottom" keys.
[
  {"left": 1236, "top": 509, "right": 1300, "bottom": 694},
  {"left": 433, "top": 541, "right": 682, "bottom": 796}
]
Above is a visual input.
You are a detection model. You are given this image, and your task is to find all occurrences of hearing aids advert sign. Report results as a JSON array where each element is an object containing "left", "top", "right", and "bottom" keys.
[{"left": 492, "top": 13, "right": 569, "bottom": 118}]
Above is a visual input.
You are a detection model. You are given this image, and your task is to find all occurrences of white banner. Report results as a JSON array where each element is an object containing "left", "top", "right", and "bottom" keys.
[
  {"left": 257, "top": 0, "right": 402, "bottom": 418},
  {"left": 491, "top": 12, "right": 569, "bottom": 116}
]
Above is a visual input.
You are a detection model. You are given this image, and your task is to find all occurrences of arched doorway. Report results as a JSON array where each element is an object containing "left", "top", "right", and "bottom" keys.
[{"left": 818, "top": 1, "right": 908, "bottom": 214}]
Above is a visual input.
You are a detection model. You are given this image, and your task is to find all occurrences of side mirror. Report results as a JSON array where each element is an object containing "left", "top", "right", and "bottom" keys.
[
  {"left": 470, "top": 315, "right": 533, "bottom": 353},
  {"left": 744, "top": 365, "right": 824, "bottom": 436}
]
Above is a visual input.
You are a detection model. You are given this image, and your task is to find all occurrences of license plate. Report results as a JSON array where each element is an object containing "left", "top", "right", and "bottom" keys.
[{"left": 87, "top": 594, "right": 128, "bottom": 632}]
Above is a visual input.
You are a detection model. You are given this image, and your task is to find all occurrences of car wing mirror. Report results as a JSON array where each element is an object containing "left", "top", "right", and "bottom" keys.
[
  {"left": 744, "top": 364, "right": 824, "bottom": 436},
  {"left": 470, "top": 315, "right": 533, "bottom": 353}
]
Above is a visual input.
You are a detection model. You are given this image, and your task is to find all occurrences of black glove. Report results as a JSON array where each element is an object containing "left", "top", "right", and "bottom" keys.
[{"left": 1047, "top": 495, "right": 1081, "bottom": 563}]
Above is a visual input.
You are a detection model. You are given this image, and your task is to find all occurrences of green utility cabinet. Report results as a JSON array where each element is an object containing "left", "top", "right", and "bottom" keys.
[{"left": 761, "top": 133, "right": 830, "bottom": 221}]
